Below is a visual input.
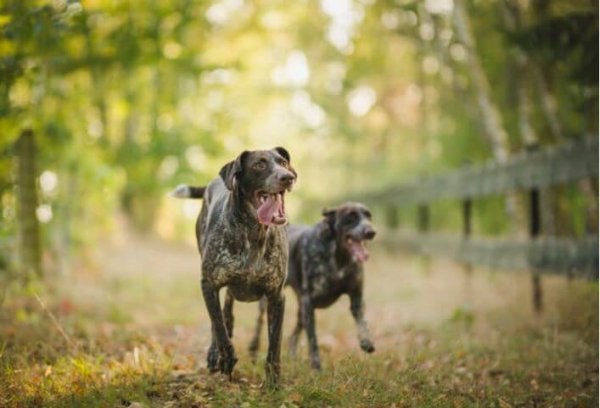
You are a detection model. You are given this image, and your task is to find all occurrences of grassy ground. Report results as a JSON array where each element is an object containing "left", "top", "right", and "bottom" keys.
[{"left": 0, "top": 224, "right": 597, "bottom": 407}]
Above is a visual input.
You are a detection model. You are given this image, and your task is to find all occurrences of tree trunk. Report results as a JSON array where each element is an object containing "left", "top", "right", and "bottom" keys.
[
  {"left": 16, "top": 129, "right": 41, "bottom": 278},
  {"left": 453, "top": 0, "right": 520, "bottom": 233},
  {"left": 453, "top": 0, "right": 511, "bottom": 163},
  {"left": 530, "top": 62, "right": 563, "bottom": 142}
]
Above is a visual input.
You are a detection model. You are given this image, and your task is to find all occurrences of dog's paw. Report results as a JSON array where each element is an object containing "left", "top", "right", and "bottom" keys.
[
  {"left": 360, "top": 339, "right": 375, "bottom": 353},
  {"left": 265, "top": 362, "right": 281, "bottom": 389},
  {"left": 219, "top": 346, "right": 238, "bottom": 378},
  {"left": 310, "top": 359, "right": 322, "bottom": 370},
  {"left": 207, "top": 344, "right": 220, "bottom": 373}
]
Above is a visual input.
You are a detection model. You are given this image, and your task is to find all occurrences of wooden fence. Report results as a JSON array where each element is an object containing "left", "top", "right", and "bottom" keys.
[{"left": 350, "top": 137, "right": 599, "bottom": 312}]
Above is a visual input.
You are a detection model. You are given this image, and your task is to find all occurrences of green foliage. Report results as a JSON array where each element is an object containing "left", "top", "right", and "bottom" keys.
[
  {"left": 511, "top": 13, "right": 598, "bottom": 86},
  {"left": 0, "top": 0, "right": 597, "bottom": 271}
]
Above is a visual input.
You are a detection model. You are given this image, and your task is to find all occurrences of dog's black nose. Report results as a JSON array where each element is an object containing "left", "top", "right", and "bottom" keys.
[
  {"left": 279, "top": 173, "right": 295, "bottom": 185},
  {"left": 364, "top": 229, "right": 376, "bottom": 240}
]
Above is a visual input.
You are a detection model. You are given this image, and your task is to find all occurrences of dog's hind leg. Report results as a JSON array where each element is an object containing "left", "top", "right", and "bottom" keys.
[
  {"left": 248, "top": 296, "right": 266, "bottom": 362},
  {"left": 288, "top": 294, "right": 303, "bottom": 358},
  {"left": 265, "top": 292, "right": 285, "bottom": 388},
  {"left": 223, "top": 289, "right": 235, "bottom": 338},
  {"left": 201, "top": 278, "right": 238, "bottom": 380}
]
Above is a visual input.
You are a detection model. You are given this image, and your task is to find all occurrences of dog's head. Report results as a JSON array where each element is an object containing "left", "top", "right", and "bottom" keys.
[
  {"left": 219, "top": 147, "right": 297, "bottom": 226},
  {"left": 321, "top": 202, "right": 376, "bottom": 263}
]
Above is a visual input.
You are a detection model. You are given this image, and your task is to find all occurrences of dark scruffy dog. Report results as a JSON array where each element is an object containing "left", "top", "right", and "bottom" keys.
[
  {"left": 172, "top": 147, "right": 297, "bottom": 386},
  {"left": 249, "top": 202, "right": 376, "bottom": 369}
]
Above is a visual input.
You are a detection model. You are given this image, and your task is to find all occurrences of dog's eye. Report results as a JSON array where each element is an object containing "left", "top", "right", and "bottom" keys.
[
  {"left": 364, "top": 210, "right": 372, "bottom": 219},
  {"left": 345, "top": 212, "right": 358, "bottom": 223},
  {"left": 253, "top": 160, "right": 267, "bottom": 171},
  {"left": 278, "top": 159, "right": 288, "bottom": 167}
]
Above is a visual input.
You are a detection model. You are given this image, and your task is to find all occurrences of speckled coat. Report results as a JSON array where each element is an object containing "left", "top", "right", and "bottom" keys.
[
  {"left": 191, "top": 147, "right": 296, "bottom": 387},
  {"left": 249, "top": 204, "right": 376, "bottom": 370},
  {"left": 198, "top": 178, "right": 288, "bottom": 301}
]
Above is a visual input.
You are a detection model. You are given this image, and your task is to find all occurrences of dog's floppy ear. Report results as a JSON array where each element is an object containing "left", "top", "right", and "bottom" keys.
[
  {"left": 219, "top": 151, "right": 249, "bottom": 190},
  {"left": 319, "top": 207, "right": 337, "bottom": 239},
  {"left": 273, "top": 146, "right": 290, "bottom": 162},
  {"left": 322, "top": 207, "right": 336, "bottom": 219}
]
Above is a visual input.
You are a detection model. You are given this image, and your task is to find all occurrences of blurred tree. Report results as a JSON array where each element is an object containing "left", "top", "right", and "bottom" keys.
[
  {"left": 0, "top": 0, "right": 596, "bottom": 279},
  {"left": 15, "top": 130, "right": 40, "bottom": 277}
]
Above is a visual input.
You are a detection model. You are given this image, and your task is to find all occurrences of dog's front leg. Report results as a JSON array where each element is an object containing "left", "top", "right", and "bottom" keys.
[
  {"left": 349, "top": 289, "right": 375, "bottom": 353},
  {"left": 201, "top": 278, "right": 238, "bottom": 379},
  {"left": 265, "top": 292, "right": 285, "bottom": 388},
  {"left": 301, "top": 293, "right": 322, "bottom": 369}
]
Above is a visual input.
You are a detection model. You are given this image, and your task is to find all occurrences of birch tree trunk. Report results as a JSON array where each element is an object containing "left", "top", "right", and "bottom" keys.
[
  {"left": 16, "top": 129, "right": 41, "bottom": 278},
  {"left": 453, "top": 0, "right": 520, "bottom": 233},
  {"left": 530, "top": 62, "right": 563, "bottom": 142},
  {"left": 453, "top": 0, "right": 511, "bottom": 164}
]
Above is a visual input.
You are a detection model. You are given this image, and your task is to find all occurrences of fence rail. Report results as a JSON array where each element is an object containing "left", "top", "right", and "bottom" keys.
[
  {"left": 381, "top": 231, "right": 598, "bottom": 280},
  {"left": 342, "top": 137, "right": 598, "bottom": 311},
  {"left": 359, "top": 137, "right": 598, "bottom": 206}
]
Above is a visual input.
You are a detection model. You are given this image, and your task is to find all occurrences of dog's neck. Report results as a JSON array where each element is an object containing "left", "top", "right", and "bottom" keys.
[
  {"left": 316, "top": 220, "right": 354, "bottom": 269},
  {"left": 333, "top": 240, "right": 353, "bottom": 269},
  {"left": 226, "top": 187, "right": 274, "bottom": 244}
]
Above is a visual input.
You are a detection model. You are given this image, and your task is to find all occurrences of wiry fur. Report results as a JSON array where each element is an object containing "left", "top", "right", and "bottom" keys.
[
  {"left": 173, "top": 148, "right": 296, "bottom": 387},
  {"left": 249, "top": 202, "right": 376, "bottom": 369}
]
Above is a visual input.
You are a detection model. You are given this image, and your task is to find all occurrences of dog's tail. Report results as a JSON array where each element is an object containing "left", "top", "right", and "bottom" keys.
[{"left": 170, "top": 184, "right": 206, "bottom": 199}]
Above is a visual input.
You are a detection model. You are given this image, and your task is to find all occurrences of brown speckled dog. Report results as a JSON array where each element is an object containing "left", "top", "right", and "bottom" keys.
[
  {"left": 249, "top": 203, "right": 376, "bottom": 369},
  {"left": 172, "top": 147, "right": 297, "bottom": 386}
]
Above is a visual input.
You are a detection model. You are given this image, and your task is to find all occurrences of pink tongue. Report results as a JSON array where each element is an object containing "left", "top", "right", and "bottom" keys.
[
  {"left": 349, "top": 241, "right": 369, "bottom": 262},
  {"left": 257, "top": 194, "right": 281, "bottom": 225}
]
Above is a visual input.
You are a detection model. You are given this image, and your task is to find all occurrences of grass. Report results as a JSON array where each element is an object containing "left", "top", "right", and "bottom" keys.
[{"left": 0, "top": 225, "right": 597, "bottom": 407}]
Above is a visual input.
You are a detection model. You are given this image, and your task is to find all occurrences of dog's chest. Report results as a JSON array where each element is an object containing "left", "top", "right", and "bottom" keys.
[
  {"left": 208, "top": 231, "right": 286, "bottom": 288},
  {"left": 302, "top": 237, "right": 361, "bottom": 304},
  {"left": 306, "top": 252, "right": 353, "bottom": 302},
  {"left": 310, "top": 263, "right": 349, "bottom": 293}
]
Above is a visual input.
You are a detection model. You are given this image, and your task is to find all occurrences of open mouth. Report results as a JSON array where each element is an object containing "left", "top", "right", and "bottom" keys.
[
  {"left": 345, "top": 237, "right": 369, "bottom": 262},
  {"left": 255, "top": 190, "right": 287, "bottom": 226}
]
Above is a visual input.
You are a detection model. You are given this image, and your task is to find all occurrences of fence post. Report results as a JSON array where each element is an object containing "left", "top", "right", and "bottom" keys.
[
  {"left": 417, "top": 204, "right": 430, "bottom": 273},
  {"left": 462, "top": 198, "right": 472, "bottom": 256},
  {"left": 527, "top": 144, "right": 543, "bottom": 313},
  {"left": 462, "top": 198, "right": 473, "bottom": 306}
]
